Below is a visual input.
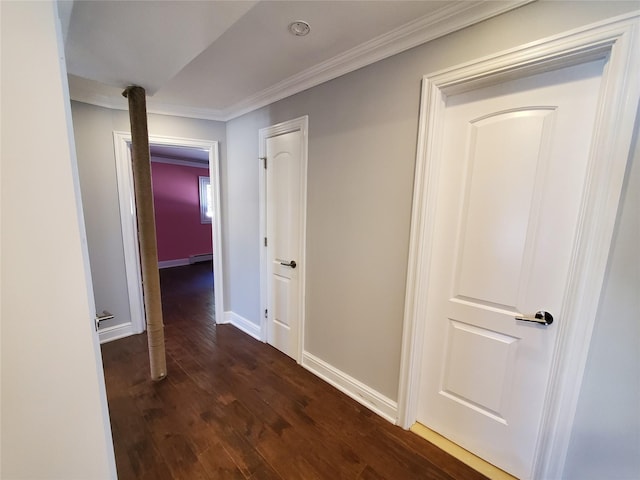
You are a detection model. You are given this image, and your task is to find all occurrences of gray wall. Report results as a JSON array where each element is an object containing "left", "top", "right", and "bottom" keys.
[
  {"left": 71, "top": 102, "right": 227, "bottom": 329},
  {"left": 225, "top": 0, "right": 639, "bottom": 396},
  {"left": 225, "top": 110, "right": 272, "bottom": 322},
  {"left": 223, "top": 1, "right": 639, "bottom": 475},
  {"left": 564, "top": 108, "right": 640, "bottom": 479}
]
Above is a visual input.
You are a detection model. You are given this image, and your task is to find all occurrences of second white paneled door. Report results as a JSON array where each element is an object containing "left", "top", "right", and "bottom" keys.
[{"left": 260, "top": 117, "right": 308, "bottom": 361}]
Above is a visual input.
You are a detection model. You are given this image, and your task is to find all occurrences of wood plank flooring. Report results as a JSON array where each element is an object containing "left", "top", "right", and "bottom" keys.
[{"left": 100, "top": 262, "right": 487, "bottom": 479}]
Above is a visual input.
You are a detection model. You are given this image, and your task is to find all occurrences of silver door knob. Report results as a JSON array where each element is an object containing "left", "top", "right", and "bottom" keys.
[{"left": 515, "top": 310, "right": 553, "bottom": 325}]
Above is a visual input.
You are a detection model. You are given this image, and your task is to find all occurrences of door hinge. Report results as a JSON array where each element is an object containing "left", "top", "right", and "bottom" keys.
[
  {"left": 265, "top": 309, "right": 268, "bottom": 319},
  {"left": 260, "top": 156, "right": 267, "bottom": 169},
  {"left": 264, "top": 237, "right": 268, "bottom": 247}
]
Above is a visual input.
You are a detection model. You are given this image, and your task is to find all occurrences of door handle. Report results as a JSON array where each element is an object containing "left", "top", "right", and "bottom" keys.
[
  {"left": 515, "top": 310, "right": 553, "bottom": 326},
  {"left": 280, "top": 260, "right": 297, "bottom": 269}
]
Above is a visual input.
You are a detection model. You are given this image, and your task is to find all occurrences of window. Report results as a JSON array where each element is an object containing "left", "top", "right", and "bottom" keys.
[{"left": 199, "top": 176, "right": 212, "bottom": 224}]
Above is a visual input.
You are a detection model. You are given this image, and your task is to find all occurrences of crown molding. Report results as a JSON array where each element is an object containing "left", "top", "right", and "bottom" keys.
[
  {"left": 70, "top": 1, "right": 532, "bottom": 122},
  {"left": 70, "top": 89, "right": 228, "bottom": 122},
  {"left": 222, "top": 0, "right": 533, "bottom": 120},
  {"left": 145, "top": 101, "right": 227, "bottom": 122},
  {"left": 70, "top": 89, "right": 129, "bottom": 112}
]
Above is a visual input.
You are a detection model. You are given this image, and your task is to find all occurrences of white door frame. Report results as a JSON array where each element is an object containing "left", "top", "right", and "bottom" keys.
[
  {"left": 259, "top": 116, "right": 309, "bottom": 363},
  {"left": 112, "top": 132, "right": 224, "bottom": 337},
  {"left": 397, "top": 13, "right": 639, "bottom": 479}
]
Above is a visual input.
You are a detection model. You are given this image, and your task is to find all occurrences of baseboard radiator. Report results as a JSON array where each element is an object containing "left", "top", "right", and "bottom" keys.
[{"left": 189, "top": 253, "right": 213, "bottom": 264}]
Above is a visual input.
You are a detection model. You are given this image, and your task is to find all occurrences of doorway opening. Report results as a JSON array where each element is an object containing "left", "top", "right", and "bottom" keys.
[{"left": 112, "top": 133, "right": 224, "bottom": 340}]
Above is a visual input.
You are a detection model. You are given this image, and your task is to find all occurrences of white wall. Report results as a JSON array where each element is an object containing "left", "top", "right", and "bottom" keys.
[
  {"left": 71, "top": 102, "right": 227, "bottom": 331},
  {"left": 0, "top": 1, "right": 115, "bottom": 477}
]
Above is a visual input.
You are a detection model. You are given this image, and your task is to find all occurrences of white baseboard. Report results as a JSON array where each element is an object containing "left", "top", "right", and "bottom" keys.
[
  {"left": 218, "top": 318, "right": 398, "bottom": 425},
  {"left": 189, "top": 253, "right": 213, "bottom": 264},
  {"left": 220, "top": 311, "right": 262, "bottom": 340},
  {"left": 158, "top": 258, "right": 190, "bottom": 269},
  {"left": 98, "top": 322, "right": 140, "bottom": 344},
  {"left": 302, "top": 351, "right": 398, "bottom": 424}
]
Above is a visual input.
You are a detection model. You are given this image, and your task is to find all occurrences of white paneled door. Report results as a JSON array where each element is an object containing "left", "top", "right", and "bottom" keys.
[
  {"left": 264, "top": 128, "right": 305, "bottom": 360},
  {"left": 416, "top": 59, "right": 606, "bottom": 478}
]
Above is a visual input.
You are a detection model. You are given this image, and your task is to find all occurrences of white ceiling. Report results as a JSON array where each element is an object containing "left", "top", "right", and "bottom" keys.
[
  {"left": 149, "top": 144, "right": 209, "bottom": 164},
  {"left": 62, "top": 0, "right": 529, "bottom": 121}
]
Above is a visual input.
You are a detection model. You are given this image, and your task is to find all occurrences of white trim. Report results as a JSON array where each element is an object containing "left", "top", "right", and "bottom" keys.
[
  {"left": 302, "top": 352, "right": 398, "bottom": 425},
  {"left": 113, "top": 133, "right": 225, "bottom": 332},
  {"left": 113, "top": 132, "right": 146, "bottom": 335},
  {"left": 220, "top": 311, "right": 261, "bottom": 340},
  {"left": 397, "top": 13, "right": 640, "bottom": 480},
  {"left": 158, "top": 258, "right": 190, "bottom": 269},
  {"left": 98, "top": 322, "right": 137, "bottom": 344},
  {"left": 208, "top": 142, "right": 225, "bottom": 327},
  {"left": 69, "top": 92, "right": 227, "bottom": 122},
  {"left": 259, "top": 116, "right": 309, "bottom": 363},
  {"left": 70, "top": 2, "right": 530, "bottom": 122}
]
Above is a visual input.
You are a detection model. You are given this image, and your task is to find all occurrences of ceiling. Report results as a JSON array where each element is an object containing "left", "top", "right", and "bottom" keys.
[
  {"left": 61, "top": 1, "right": 529, "bottom": 121},
  {"left": 149, "top": 144, "right": 210, "bottom": 164}
]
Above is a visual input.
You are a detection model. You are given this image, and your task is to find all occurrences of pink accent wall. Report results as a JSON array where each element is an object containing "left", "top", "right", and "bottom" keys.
[{"left": 151, "top": 161, "right": 213, "bottom": 262}]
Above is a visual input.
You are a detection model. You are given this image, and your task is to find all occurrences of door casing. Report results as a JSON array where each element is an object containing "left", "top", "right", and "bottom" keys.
[
  {"left": 259, "top": 116, "right": 309, "bottom": 363},
  {"left": 397, "top": 13, "right": 639, "bottom": 479},
  {"left": 113, "top": 132, "right": 224, "bottom": 340}
]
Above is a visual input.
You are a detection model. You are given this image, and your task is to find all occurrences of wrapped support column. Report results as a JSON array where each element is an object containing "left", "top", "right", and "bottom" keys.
[{"left": 122, "top": 85, "right": 167, "bottom": 381}]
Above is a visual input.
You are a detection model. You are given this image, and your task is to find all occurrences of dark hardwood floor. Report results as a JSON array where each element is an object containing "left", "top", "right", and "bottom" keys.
[{"left": 101, "top": 262, "right": 487, "bottom": 479}]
